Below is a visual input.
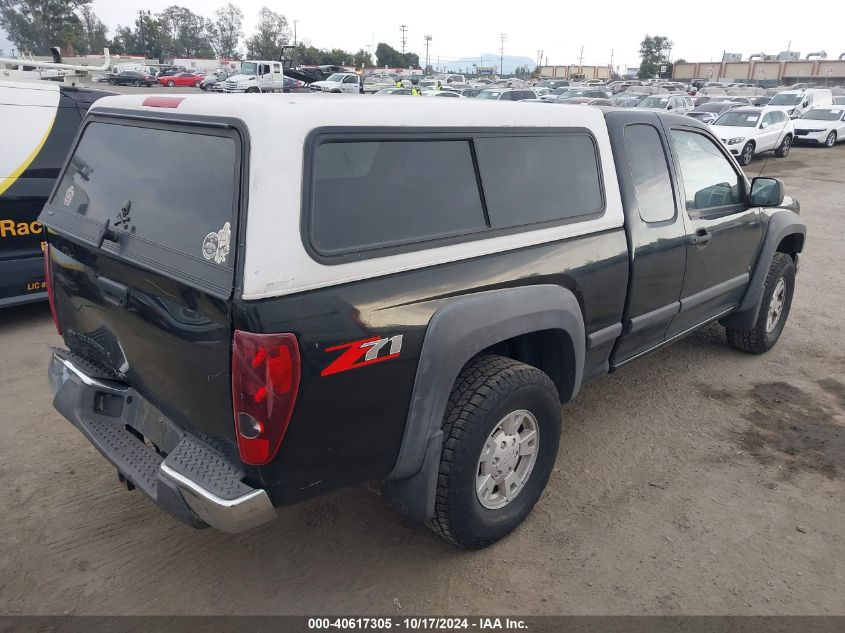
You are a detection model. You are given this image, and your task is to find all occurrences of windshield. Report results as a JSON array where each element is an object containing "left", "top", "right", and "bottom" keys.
[
  {"left": 476, "top": 90, "right": 503, "bottom": 99},
  {"left": 769, "top": 93, "right": 802, "bottom": 106},
  {"left": 639, "top": 96, "right": 670, "bottom": 109},
  {"left": 326, "top": 73, "right": 346, "bottom": 82},
  {"left": 714, "top": 111, "right": 759, "bottom": 127},
  {"left": 554, "top": 88, "right": 577, "bottom": 96},
  {"left": 800, "top": 108, "right": 843, "bottom": 121},
  {"left": 240, "top": 62, "right": 257, "bottom": 75}
]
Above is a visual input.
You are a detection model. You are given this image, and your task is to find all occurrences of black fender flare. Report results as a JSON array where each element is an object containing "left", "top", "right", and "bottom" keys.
[
  {"left": 382, "top": 285, "right": 585, "bottom": 522},
  {"left": 721, "top": 209, "right": 806, "bottom": 330}
]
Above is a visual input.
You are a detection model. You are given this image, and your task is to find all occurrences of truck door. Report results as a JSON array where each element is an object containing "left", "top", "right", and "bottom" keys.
[
  {"left": 342, "top": 75, "right": 359, "bottom": 93},
  {"left": 604, "top": 111, "right": 688, "bottom": 365},
  {"left": 662, "top": 124, "right": 763, "bottom": 338}
]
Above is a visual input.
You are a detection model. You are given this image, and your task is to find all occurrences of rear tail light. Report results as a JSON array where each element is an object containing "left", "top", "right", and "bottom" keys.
[
  {"left": 43, "top": 243, "right": 61, "bottom": 335},
  {"left": 231, "top": 331, "right": 301, "bottom": 466}
]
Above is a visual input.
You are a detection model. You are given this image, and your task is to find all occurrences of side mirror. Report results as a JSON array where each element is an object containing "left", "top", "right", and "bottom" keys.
[
  {"left": 802, "top": 101, "right": 809, "bottom": 108},
  {"left": 750, "top": 177, "right": 785, "bottom": 207},
  {"left": 760, "top": 121, "right": 769, "bottom": 129},
  {"left": 666, "top": 105, "right": 673, "bottom": 110}
]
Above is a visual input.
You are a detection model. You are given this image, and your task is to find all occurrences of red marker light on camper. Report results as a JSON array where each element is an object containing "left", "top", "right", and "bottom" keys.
[
  {"left": 142, "top": 97, "right": 185, "bottom": 108},
  {"left": 231, "top": 331, "right": 301, "bottom": 466}
]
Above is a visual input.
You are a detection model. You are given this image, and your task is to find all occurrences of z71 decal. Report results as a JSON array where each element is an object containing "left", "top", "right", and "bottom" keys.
[{"left": 321, "top": 335, "right": 403, "bottom": 377}]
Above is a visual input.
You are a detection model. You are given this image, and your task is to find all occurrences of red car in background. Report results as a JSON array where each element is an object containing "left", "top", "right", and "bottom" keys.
[{"left": 158, "top": 72, "right": 203, "bottom": 87}]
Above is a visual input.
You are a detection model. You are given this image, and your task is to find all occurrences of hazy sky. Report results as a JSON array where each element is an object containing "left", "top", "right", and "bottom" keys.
[{"left": 74, "top": 1, "right": 845, "bottom": 68}]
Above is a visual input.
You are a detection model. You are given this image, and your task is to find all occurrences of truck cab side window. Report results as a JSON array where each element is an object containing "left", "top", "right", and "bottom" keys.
[
  {"left": 623, "top": 124, "right": 675, "bottom": 223},
  {"left": 670, "top": 129, "right": 743, "bottom": 212}
]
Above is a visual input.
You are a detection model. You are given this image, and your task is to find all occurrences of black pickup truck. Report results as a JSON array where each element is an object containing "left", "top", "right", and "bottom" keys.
[{"left": 40, "top": 95, "right": 806, "bottom": 548}]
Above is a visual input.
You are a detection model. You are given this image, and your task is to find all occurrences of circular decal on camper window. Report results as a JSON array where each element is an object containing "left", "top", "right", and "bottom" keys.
[
  {"left": 201, "top": 221, "right": 231, "bottom": 264},
  {"left": 63, "top": 185, "right": 75, "bottom": 207},
  {"left": 202, "top": 231, "right": 219, "bottom": 260}
]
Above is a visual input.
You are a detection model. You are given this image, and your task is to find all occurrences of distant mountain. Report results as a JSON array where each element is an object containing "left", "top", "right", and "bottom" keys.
[{"left": 441, "top": 53, "right": 536, "bottom": 75}]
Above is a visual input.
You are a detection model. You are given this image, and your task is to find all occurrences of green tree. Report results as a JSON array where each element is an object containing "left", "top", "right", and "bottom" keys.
[
  {"left": 159, "top": 5, "right": 215, "bottom": 58},
  {"left": 78, "top": 5, "right": 107, "bottom": 54},
  {"left": 0, "top": 0, "right": 90, "bottom": 54},
  {"left": 375, "top": 42, "right": 418, "bottom": 68},
  {"left": 638, "top": 34, "right": 672, "bottom": 79},
  {"left": 352, "top": 48, "right": 371, "bottom": 67},
  {"left": 109, "top": 12, "right": 165, "bottom": 59},
  {"left": 244, "top": 7, "right": 289, "bottom": 60},
  {"left": 213, "top": 2, "right": 242, "bottom": 59}
]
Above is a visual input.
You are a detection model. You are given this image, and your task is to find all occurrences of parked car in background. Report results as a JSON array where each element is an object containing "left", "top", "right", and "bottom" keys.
[
  {"left": 832, "top": 96, "right": 845, "bottom": 105},
  {"left": 375, "top": 87, "right": 413, "bottom": 95},
  {"left": 711, "top": 107, "right": 794, "bottom": 165},
  {"left": 793, "top": 107, "right": 845, "bottom": 147},
  {"left": 199, "top": 72, "right": 230, "bottom": 91},
  {"left": 476, "top": 88, "right": 537, "bottom": 101},
  {"left": 753, "top": 96, "right": 773, "bottom": 107},
  {"left": 460, "top": 88, "right": 483, "bottom": 98},
  {"left": 637, "top": 94, "right": 694, "bottom": 114},
  {"left": 686, "top": 102, "right": 743, "bottom": 125},
  {"left": 310, "top": 73, "right": 362, "bottom": 94},
  {"left": 707, "top": 96, "right": 755, "bottom": 107},
  {"left": 535, "top": 79, "right": 570, "bottom": 90},
  {"left": 158, "top": 72, "right": 202, "bottom": 87},
  {"left": 611, "top": 93, "right": 645, "bottom": 108},
  {"left": 768, "top": 89, "right": 833, "bottom": 119},
  {"left": 532, "top": 87, "right": 553, "bottom": 98},
  {"left": 363, "top": 75, "right": 398, "bottom": 93},
  {"left": 544, "top": 88, "right": 609, "bottom": 102},
  {"left": 108, "top": 71, "right": 155, "bottom": 87},
  {"left": 556, "top": 97, "right": 614, "bottom": 106},
  {"left": 422, "top": 90, "right": 461, "bottom": 97}
]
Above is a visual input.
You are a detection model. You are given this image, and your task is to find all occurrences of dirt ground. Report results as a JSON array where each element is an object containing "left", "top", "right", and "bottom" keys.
[{"left": 0, "top": 142, "right": 843, "bottom": 616}]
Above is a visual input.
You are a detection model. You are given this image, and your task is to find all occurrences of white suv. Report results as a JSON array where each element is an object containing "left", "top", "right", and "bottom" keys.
[
  {"left": 636, "top": 94, "right": 694, "bottom": 114},
  {"left": 711, "top": 107, "right": 794, "bottom": 166}
]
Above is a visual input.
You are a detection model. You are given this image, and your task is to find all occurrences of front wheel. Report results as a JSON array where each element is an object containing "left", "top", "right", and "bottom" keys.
[
  {"left": 726, "top": 253, "right": 795, "bottom": 354},
  {"left": 774, "top": 135, "right": 792, "bottom": 157},
  {"left": 739, "top": 142, "right": 755, "bottom": 166},
  {"left": 430, "top": 356, "right": 561, "bottom": 549},
  {"left": 825, "top": 131, "right": 837, "bottom": 148},
  {"left": 167, "top": 80, "right": 175, "bottom": 87},
  {"left": 133, "top": 80, "right": 140, "bottom": 87}
]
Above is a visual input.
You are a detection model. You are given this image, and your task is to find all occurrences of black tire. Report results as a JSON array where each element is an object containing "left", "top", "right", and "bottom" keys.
[
  {"left": 739, "top": 142, "right": 755, "bottom": 166},
  {"left": 167, "top": 80, "right": 175, "bottom": 87},
  {"left": 774, "top": 134, "right": 792, "bottom": 158},
  {"left": 825, "top": 131, "right": 837, "bottom": 148},
  {"left": 430, "top": 355, "right": 561, "bottom": 549},
  {"left": 246, "top": 87, "right": 259, "bottom": 93},
  {"left": 726, "top": 253, "right": 795, "bottom": 354},
  {"left": 133, "top": 80, "right": 140, "bottom": 87},
  {"left": 108, "top": 78, "right": 116, "bottom": 86}
]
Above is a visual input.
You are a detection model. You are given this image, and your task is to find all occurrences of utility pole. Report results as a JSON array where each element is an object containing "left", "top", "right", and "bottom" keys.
[
  {"left": 293, "top": 20, "right": 298, "bottom": 46},
  {"left": 536, "top": 49, "right": 543, "bottom": 70},
  {"left": 499, "top": 33, "right": 507, "bottom": 76},
  {"left": 424, "top": 35, "right": 432, "bottom": 71},
  {"left": 399, "top": 25, "right": 408, "bottom": 56},
  {"left": 578, "top": 45, "right": 584, "bottom": 75}
]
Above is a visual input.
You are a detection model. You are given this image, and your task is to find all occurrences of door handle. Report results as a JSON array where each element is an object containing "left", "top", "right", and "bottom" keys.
[
  {"left": 689, "top": 228, "right": 713, "bottom": 248},
  {"left": 95, "top": 276, "right": 130, "bottom": 307}
]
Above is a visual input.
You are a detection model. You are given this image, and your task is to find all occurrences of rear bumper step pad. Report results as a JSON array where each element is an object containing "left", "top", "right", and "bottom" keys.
[{"left": 48, "top": 348, "right": 276, "bottom": 533}]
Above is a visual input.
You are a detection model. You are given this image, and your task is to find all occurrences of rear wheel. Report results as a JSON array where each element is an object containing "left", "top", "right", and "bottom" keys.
[
  {"left": 133, "top": 80, "right": 140, "bottom": 87},
  {"left": 108, "top": 78, "right": 116, "bottom": 85},
  {"left": 825, "top": 131, "right": 837, "bottom": 148},
  {"left": 430, "top": 356, "right": 561, "bottom": 549},
  {"left": 726, "top": 253, "right": 795, "bottom": 354},
  {"left": 739, "top": 142, "right": 755, "bottom": 166},
  {"left": 167, "top": 80, "right": 175, "bottom": 87},
  {"left": 774, "top": 134, "right": 792, "bottom": 157}
]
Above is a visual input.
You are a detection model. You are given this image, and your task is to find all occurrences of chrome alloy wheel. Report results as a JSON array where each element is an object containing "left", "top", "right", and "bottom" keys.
[
  {"left": 766, "top": 277, "right": 787, "bottom": 333},
  {"left": 476, "top": 409, "right": 539, "bottom": 510}
]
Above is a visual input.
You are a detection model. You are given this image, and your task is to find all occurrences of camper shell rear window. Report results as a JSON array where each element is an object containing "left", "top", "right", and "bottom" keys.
[{"left": 43, "top": 116, "right": 244, "bottom": 297}]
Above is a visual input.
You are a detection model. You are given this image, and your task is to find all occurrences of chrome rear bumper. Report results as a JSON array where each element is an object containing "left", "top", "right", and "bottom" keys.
[{"left": 48, "top": 349, "right": 276, "bottom": 533}]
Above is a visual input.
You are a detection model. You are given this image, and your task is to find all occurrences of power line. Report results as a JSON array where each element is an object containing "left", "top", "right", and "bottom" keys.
[
  {"left": 499, "top": 33, "right": 507, "bottom": 75},
  {"left": 399, "top": 24, "right": 408, "bottom": 56}
]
